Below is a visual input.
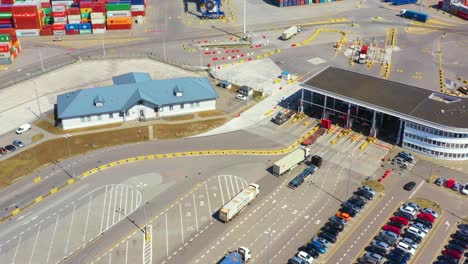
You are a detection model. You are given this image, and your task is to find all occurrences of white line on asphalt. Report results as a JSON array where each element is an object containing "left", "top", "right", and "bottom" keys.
[
  {"left": 409, "top": 181, "right": 424, "bottom": 199},
  {"left": 229, "top": 175, "right": 236, "bottom": 197},
  {"left": 125, "top": 240, "right": 129, "bottom": 264},
  {"left": 241, "top": 179, "right": 246, "bottom": 189},
  {"left": 130, "top": 188, "right": 134, "bottom": 213},
  {"left": 28, "top": 225, "right": 41, "bottom": 264},
  {"left": 119, "top": 184, "right": 124, "bottom": 221},
  {"left": 112, "top": 184, "right": 120, "bottom": 225},
  {"left": 234, "top": 176, "right": 240, "bottom": 194},
  {"left": 165, "top": 213, "right": 169, "bottom": 257},
  {"left": 11, "top": 235, "right": 22, "bottom": 264},
  {"left": 224, "top": 175, "right": 231, "bottom": 199},
  {"left": 124, "top": 185, "right": 128, "bottom": 217},
  {"left": 108, "top": 250, "right": 111, "bottom": 264},
  {"left": 218, "top": 176, "right": 225, "bottom": 205},
  {"left": 83, "top": 194, "right": 93, "bottom": 243},
  {"left": 65, "top": 204, "right": 76, "bottom": 255},
  {"left": 106, "top": 185, "right": 114, "bottom": 230},
  {"left": 179, "top": 203, "right": 184, "bottom": 243},
  {"left": 193, "top": 192, "right": 199, "bottom": 232},
  {"left": 205, "top": 183, "right": 212, "bottom": 218},
  {"left": 99, "top": 186, "right": 108, "bottom": 233},
  {"left": 46, "top": 214, "right": 60, "bottom": 263}
]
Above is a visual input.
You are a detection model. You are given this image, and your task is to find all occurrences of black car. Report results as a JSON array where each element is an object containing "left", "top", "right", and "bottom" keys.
[
  {"left": 326, "top": 221, "right": 344, "bottom": 231},
  {"left": 367, "top": 245, "right": 387, "bottom": 256},
  {"left": 453, "top": 232, "right": 468, "bottom": 242},
  {"left": 318, "top": 232, "right": 337, "bottom": 243},
  {"left": 388, "top": 221, "right": 404, "bottom": 229},
  {"left": 402, "top": 232, "right": 422, "bottom": 244},
  {"left": 5, "top": 144, "right": 16, "bottom": 151},
  {"left": 403, "top": 181, "right": 416, "bottom": 191},
  {"left": 450, "top": 239, "right": 468, "bottom": 249},
  {"left": 329, "top": 216, "right": 347, "bottom": 226},
  {"left": 355, "top": 190, "right": 373, "bottom": 200},
  {"left": 304, "top": 247, "right": 320, "bottom": 259},
  {"left": 391, "top": 248, "right": 411, "bottom": 260},
  {"left": 386, "top": 253, "right": 406, "bottom": 263},
  {"left": 445, "top": 243, "right": 465, "bottom": 253},
  {"left": 398, "top": 152, "right": 413, "bottom": 163},
  {"left": 395, "top": 211, "right": 414, "bottom": 221},
  {"left": 348, "top": 197, "right": 366, "bottom": 208},
  {"left": 414, "top": 218, "right": 433, "bottom": 229},
  {"left": 340, "top": 206, "right": 357, "bottom": 217},
  {"left": 437, "top": 255, "right": 459, "bottom": 264},
  {"left": 321, "top": 226, "right": 340, "bottom": 236}
]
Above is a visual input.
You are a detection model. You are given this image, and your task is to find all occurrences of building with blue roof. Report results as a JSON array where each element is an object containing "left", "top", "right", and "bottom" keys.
[{"left": 57, "top": 73, "right": 219, "bottom": 130}]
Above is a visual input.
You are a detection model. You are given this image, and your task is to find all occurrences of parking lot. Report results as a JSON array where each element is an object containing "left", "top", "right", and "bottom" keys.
[
  {"left": 0, "top": 184, "right": 141, "bottom": 264},
  {"left": 92, "top": 175, "right": 248, "bottom": 264}
]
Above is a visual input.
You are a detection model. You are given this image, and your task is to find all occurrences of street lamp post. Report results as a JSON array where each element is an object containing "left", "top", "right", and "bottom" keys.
[
  {"left": 264, "top": 227, "right": 275, "bottom": 264},
  {"left": 64, "top": 134, "right": 75, "bottom": 178},
  {"left": 347, "top": 154, "right": 354, "bottom": 200},
  {"left": 243, "top": 0, "right": 247, "bottom": 39},
  {"left": 26, "top": 73, "right": 42, "bottom": 119}
]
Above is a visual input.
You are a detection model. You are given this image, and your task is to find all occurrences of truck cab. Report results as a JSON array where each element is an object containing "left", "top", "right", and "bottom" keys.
[
  {"left": 238, "top": 247, "right": 251, "bottom": 262},
  {"left": 220, "top": 247, "right": 251, "bottom": 264}
]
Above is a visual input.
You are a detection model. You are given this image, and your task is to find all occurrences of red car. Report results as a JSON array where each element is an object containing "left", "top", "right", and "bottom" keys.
[
  {"left": 382, "top": 224, "right": 401, "bottom": 235},
  {"left": 443, "top": 249, "right": 462, "bottom": 259},
  {"left": 445, "top": 179, "right": 455, "bottom": 189},
  {"left": 391, "top": 216, "right": 409, "bottom": 226},
  {"left": 417, "top": 212, "right": 435, "bottom": 223},
  {"left": 0, "top": 147, "right": 6, "bottom": 155}
]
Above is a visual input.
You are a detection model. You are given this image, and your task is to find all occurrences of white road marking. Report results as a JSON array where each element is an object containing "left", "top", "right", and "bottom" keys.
[
  {"left": 234, "top": 177, "right": 240, "bottom": 194},
  {"left": 83, "top": 194, "right": 93, "bottom": 243},
  {"left": 205, "top": 183, "right": 212, "bottom": 218},
  {"left": 229, "top": 175, "right": 236, "bottom": 196},
  {"left": 125, "top": 240, "right": 129, "bottom": 264},
  {"left": 124, "top": 185, "right": 128, "bottom": 217},
  {"left": 11, "top": 235, "right": 22, "bottom": 264},
  {"left": 119, "top": 184, "right": 124, "bottom": 221},
  {"left": 241, "top": 179, "right": 246, "bottom": 189},
  {"left": 224, "top": 176, "right": 231, "bottom": 199},
  {"left": 65, "top": 204, "right": 76, "bottom": 255},
  {"left": 106, "top": 185, "right": 114, "bottom": 230},
  {"left": 28, "top": 225, "right": 41, "bottom": 264},
  {"left": 99, "top": 186, "right": 108, "bottom": 233},
  {"left": 165, "top": 213, "right": 169, "bottom": 256},
  {"left": 179, "top": 203, "right": 184, "bottom": 243},
  {"left": 409, "top": 181, "right": 424, "bottom": 199},
  {"left": 108, "top": 250, "right": 111, "bottom": 264},
  {"left": 218, "top": 176, "right": 225, "bottom": 205},
  {"left": 130, "top": 188, "right": 134, "bottom": 213},
  {"left": 112, "top": 184, "right": 120, "bottom": 224},
  {"left": 46, "top": 214, "right": 60, "bottom": 263},
  {"left": 193, "top": 193, "right": 199, "bottom": 232}
]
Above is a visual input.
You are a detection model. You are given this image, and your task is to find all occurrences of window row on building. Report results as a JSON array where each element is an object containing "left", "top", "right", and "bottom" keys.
[
  {"left": 404, "top": 132, "right": 468, "bottom": 149},
  {"left": 403, "top": 141, "right": 468, "bottom": 159},
  {"left": 161, "top": 101, "right": 200, "bottom": 112},
  {"left": 405, "top": 121, "right": 468, "bottom": 139}
]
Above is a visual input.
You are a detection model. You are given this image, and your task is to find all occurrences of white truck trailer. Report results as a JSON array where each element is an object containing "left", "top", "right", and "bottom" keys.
[
  {"left": 219, "top": 184, "right": 260, "bottom": 222},
  {"left": 272, "top": 147, "right": 311, "bottom": 176},
  {"left": 281, "top": 25, "right": 301, "bottom": 40}
]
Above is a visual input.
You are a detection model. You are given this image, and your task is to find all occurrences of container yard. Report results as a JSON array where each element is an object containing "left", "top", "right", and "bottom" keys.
[
  {"left": 0, "top": 0, "right": 146, "bottom": 37},
  {"left": 272, "top": 0, "right": 344, "bottom": 8},
  {"left": 0, "top": 31, "right": 20, "bottom": 64}
]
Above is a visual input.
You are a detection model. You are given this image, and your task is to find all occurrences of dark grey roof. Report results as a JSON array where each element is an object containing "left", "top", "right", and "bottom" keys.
[{"left": 302, "top": 67, "right": 468, "bottom": 130}]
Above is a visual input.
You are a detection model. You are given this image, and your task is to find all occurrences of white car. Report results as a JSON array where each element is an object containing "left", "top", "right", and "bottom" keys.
[
  {"left": 407, "top": 226, "right": 426, "bottom": 238},
  {"left": 402, "top": 202, "right": 420, "bottom": 211},
  {"left": 396, "top": 242, "right": 416, "bottom": 255},
  {"left": 16, "top": 123, "right": 31, "bottom": 134},
  {"left": 462, "top": 184, "right": 468, "bottom": 195},
  {"left": 411, "top": 223, "right": 429, "bottom": 234},
  {"left": 420, "top": 208, "right": 439, "bottom": 218},
  {"left": 401, "top": 237, "right": 419, "bottom": 249},
  {"left": 235, "top": 94, "right": 247, "bottom": 101},
  {"left": 399, "top": 206, "right": 416, "bottom": 216},
  {"left": 297, "top": 251, "right": 314, "bottom": 264}
]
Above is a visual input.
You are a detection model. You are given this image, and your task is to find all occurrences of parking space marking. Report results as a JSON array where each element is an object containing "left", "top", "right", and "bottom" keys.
[
  {"left": 46, "top": 214, "right": 59, "bottom": 263},
  {"left": 218, "top": 176, "right": 225, "bottom": 205},
  {"left": 64, "top": 204, "right": 76, "bottom": 255},
  {"left": 112, "top": 185, "right": 119, "bottom": 225},
  {"left": 165, "top": 213, "right": 169, "bottom": 256},
  {"left": 12, "top": 235, "right": 22, "bottom": 264},
  {"left": 229, "top": 175, "right": 236, "bottom": 196},
  {"left": 99, "top": 186, "right": 108, "bottom": 233},
  {"left": 205, "top": 183, "right": 212, "bottom": 218},
  {"left": 193, "top": 193, "right": 199, "bottom": 232},
  {"left": 119, "top": 184, "right": 124, "bottom": 221},
  {"left": 106, "top": 185, "right": 113, "bottom": 230},
  {"left": 83, "top": 194, "right": 93, "bottom": 243},
  {"left": 234, "top": 176, "right": 240, "bottom": 194},
  {"left": 124, "top": 186, "right": 128, "bottom": 220},
  {"left": 28, "top": 225, "right": 41, "bottom": 264},
  {"left": 179, "top": 203, "right": 184, "bottom": 243},
  {"left": 224, "top": 175, "right": 231, "bottom": 199}
]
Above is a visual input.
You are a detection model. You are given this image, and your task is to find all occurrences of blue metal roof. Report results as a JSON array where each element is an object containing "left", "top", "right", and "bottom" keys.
[
  {"left": 112, "top": 72, "right": 152, "bottom": 85},
  {"left": 57, "top": 76, "right": 218, "bottom": 119}
]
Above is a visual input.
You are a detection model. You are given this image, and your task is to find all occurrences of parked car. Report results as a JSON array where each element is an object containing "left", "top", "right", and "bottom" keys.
[
  {"left": 402, "top": 202, "right": 420, "bottom": 211},
  {"left": 461, "top": 184, "right": 468, "bottom": 195},
  {"left": 411, "top": 222, "right": 430, "bottom": 234},
  {"left": 235, "top": 94, "right": 248, "bottom": 100},
  {"left": 394, "top": 211, "right": 414, "bottom": 221},
  {"left": 398, "top": 151, "right": 414, "bottom": 162},
  {"left": 371, "top": 240, "right": 390, "bottom": 251},
  {"left": 437, "top": 255, "right": 459, "bottom": 264},
  {"left": 396, "top": 242, "right": 416, "bottom": 255},
  {"left": 386, "top": 252, "right": 408, "bottom": 263},
  {"left": 312, "top": 236, "right": 331, "bottom": 248},
  {"left": 452, "top": 183, "right": 462, "bottom": 192},
  {"left": 417, "top": 212, "right": 435, "bottom": 223},
  {"left": 308, "top": 241, "right": 326, "bottom": 254},
  {"left": 343, "top": 201, "right": 363, "bottom": 212},
  {"left": 399, "top": 206, "right": 417, "bottom": 216},
  {"left": 359, "top": 252, "right": 383, "bottom": 264},
  {"left": 445, "top": 243, "right": 465, "bottom": 253},
  {"left": 391, "top": 216, "right": 409, "bottom": 226},
  {"left": 367, "top": 245, "right": 387, "bottom": 256},
  {"left": 388, "top": 221, "right": 404, "bottom": 229},
  {"left": 355, "top": 190, "right": 373, "bottom": 200},
  {"left": 340, "top": 206, "right": 357, "bottom": 217},
  {"left": 326, "top": 221, "right": 344, "bottom": 231},
  {"left": 318, "top": 232, "right": 337, "bottom": 244},
  {"left": 5, "top": 145, "right": 16, "bottom": 152},
  {"left": 443, "top": 249, "right": 462, "bottom": 259},
  {"left": 336, "top": 212, "right": 351, "bottom": 221},
  {"left": 444, "top": 179, "right": 456, "bottom": 189},
  {"left": 391, "top": 248, "right": 412, "bottom": 260},
  {"left": 321, "top": 226, "right": 340, "bottom": 236},
  {"left": 450, "top": 238, "right": 468, "bottom": 249},
  {"left": 454, "top": 231, "right": 468, "bottom": 242},
  {"left": 16, "top": 123, "right": 31, "bottom": 134},
  {"left": 12, "top": 140, "right": 24, "bottom": 148},
  {"left": 435, "top": 177, "right": 447, "bottom": 186},
  {"left": 383, "top": 225, "right": 401, "bottom": 235},
  {"left": 348, "top": 197, "right": 366, "bottom": 208},
  {"left": 402, "top": 232, "right": 422, "bottom": 244},
  {"left": 329, "top": 216, "right": 347, "bottom": 225},
  {"left": 403, "top": 181, "right": 416, "bottom": 191},
  {"left": 296, "top": 251, "right": 314, "bottom": 264},
  {"left": 358, "top": 186, "right": 376, "bottom": 196},
  {"left": 413, "top": 217, "right": 433, "bottom": 229},
  {"left": 303, "top": 247, "right": 319, "bottom": 259},
  {"left": 420, "top": 208, "right": 438, "bottom": 218},
  {"left": 377, "top": 231, "right": 399, "bottom": 245},
  {"left": 401, "top": 237, "right": 419, "bottom": 248},
  {"left": 406, "top": 226, "right": 426, "bottom": 238},
  {"left": 0, "top": 147, "right": 6, "bottom": 155}
]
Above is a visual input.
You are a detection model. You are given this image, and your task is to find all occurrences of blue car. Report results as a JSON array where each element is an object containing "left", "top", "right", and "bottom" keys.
[
  {"left": 387, "top": 252, "right": 408, "bottom": 263},
  {"left": 308, "top": 241, "right": 326, "bottom": 254}
]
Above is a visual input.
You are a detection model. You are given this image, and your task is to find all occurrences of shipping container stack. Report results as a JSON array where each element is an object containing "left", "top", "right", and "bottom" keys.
[
  {"left": 272, "top": 0, "right": 342, "bottom": 7},
  {"left": 0, "top": 5, "right": 13, "bottom": 29},
  {"left": 106, "top": 1, "right": 132, "bottom": 30},
  {"left": 450, "top": 0, "right": 468, "bottom": 20},
  {"left": 12, "top": 3, "right": 43, "bottom": 36},
  {"left": 91, "top": 2, "right": 106, "bottom": 34},
  {"left": 0, "top": 32, "right": 21, "bottom": 65},
  {"left": 131, "top": 0, "right": 145, "bottom": 17}
]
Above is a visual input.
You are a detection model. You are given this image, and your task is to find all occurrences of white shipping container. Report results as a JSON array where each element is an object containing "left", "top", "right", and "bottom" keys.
[
  {"left": 91, "top": 18, "right": 105, "bottom": 24},
  {"left": 51, "top": 1, "right": 74, "bottom": 6},
  {"left": 41, "top": 0, "right": 50, "bottom": 2},
  {"left": 272, "top": 147, "right": 311, "bottom": 175},
  {"left": 0, "top": 42, "right": 11, "bottom": 48},
  {"left": 15, "top": 29, "right": 40, "bottom": 37},
  {"left": 219, "top": 184, "right": 260, "bottom": 222},
  {"left": 92, "top": 28, "right": 106, "bottom": 34},
  {"left": 53, "top": 21, "right": 67, "bottom": 25},
  {"left": 90, "top": 12, "right": 105, "bottom": 19},
  {"left": 106, "top": 10, "right": 131, "bottom": 17},
  {"left": 68, "top": 15, "right": 81, "bottom": 20},
  {"left": 53, "top": 30, "right": 66, "bottom": 35},
  {"left": 52, "top": 6, "right": 66, "bottom": 12},
  {"left": 68, "top": 19, "right": 81, "bottom": 24},
  {"left": 54, "top": 16, "right": 67, "bottom": 23},
  {"left": 0, "top": 52, "right": 10, "bottom": 59},
  {"left": 131, "top": 5, "right": 145, "bottom": 11}
]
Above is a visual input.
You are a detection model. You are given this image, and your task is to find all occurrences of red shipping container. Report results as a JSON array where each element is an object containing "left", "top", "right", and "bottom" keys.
[
  {"left": 67, "top": 7, "right": 80, "bottom": 15},
  {"left": 0, "top": 21, "right": 13, "bottom": 25},
  {"left": 11, "top": 5, "right": 38, "bottom": 14},
  {"left": 66, "top": 29, "right": 80, "bottom": 35},
  {"left": 106, "top": 23, "right": 132, "bottom": 30},
  {"left": 0, "top": 28, "right": 16, "bottom": 40},
  {"left": 91, "top": 23, "right": 105, "bottom": 29},
  {"left": 12, "top": 13, "right": 38, "bottom": 18},
  {"left": 52, "top": 11, "right": 66, "bottom": 17},
  {"left": 52, "top": 23, "right": 66, "bottom": 30},
  {"left": 80, "top": 1, "right": 92, "bottom": 8},
  {"left": 15, "top": 24, "right": 40, "bottom": 29},
  {"left": 459, "top": 10, "right": 468, "bottom": 20},
  {"left": 0, "top": 45, "right": 9, "bottom": 53},
  {"left": 1, "top": 0, "right": 15, "bottom": 4},
  {"left": 0, "top": 18, "right": 13, "bottom": 22},
  {"left": 92, "top": 5, "right": 106, "bottom": 12},
  {"left": 131, "top": 11, "right": 145, "bottom": 17},
  {"left": 0, "top": 5, "right": 13, "bottom": 12},
  {"left": 41, "top": 2, "right": 51, "bottom": 8},
  {"left": 39, "top": 28, "right": 53, "bottom": 36}
]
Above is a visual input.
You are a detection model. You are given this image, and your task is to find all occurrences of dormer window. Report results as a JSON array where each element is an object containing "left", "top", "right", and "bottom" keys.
[
  {"left": 94, "top": 96, "right": 104, "bottom": 107},
  {"left": 174, "top": 85, "right": 183, "bottom": 97}
]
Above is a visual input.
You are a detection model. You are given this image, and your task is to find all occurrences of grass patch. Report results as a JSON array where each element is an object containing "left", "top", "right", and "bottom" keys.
[
  {"left": 362, "top": 180, "right": 384, "bottom": 192},
  {"left": 35, "top": 119, "right": 123, "bottom": 135},
  {"left": 197, "top": 110, "right": 226, "bottom": 118},
  {"left": 0, "top": 126, "right": 149, "bottom": 188},
  {"left": 162, "top": 114, "right": 195, "bottom": 122},
  {"left": 154, "top": 118, "right": 229, "bottom": 139},
  {"left": 463, "top": 217, "right": 468, "bottom": 224},
  {"left": 408, "top": 198, "right": 442, "bottom": 214},
  {"left": 31, "top": 133, "right": 44, "bottom": 143}
]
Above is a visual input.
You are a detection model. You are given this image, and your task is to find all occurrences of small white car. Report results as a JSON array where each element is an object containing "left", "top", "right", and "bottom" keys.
[
  {"left": 399, "top": 206, "right": 416, "bottom": 216},
  {"left": 297, "top": 251, "right": 314, "bottom": 263},
  {"left": 407, "top": 226, "right": 426, "bottom": 238},
  {"left": 16, "top": 123, "right": 31, "bottom": 134},
  {"left": 461, "top": 184, "right": 468, "bottom": 195},
  {"left": 396, "top": 242, "right": 416, "bottom": 255},
  {"left": 411, "top": 223, "right": 429, "bottom": 234},
  {"left": 420, "top": 208, "right": 439, "bottom": 218},
  {"left": 402, "top": 202, "right": 420, "bottom": 211},
  {"left": 235, "top": 94, "right": 247, "bottom": 101},
  {"left": 401, "top": 237, "right": 419, "bottom": 248}
]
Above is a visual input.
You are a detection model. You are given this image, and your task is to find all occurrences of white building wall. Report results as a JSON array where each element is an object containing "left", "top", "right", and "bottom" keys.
[
  {"left": 61, "top": 111, "right": 123, "bottom": 130},
  {"left": 158, "top": 100, "right": 216, "bottom": 118}
]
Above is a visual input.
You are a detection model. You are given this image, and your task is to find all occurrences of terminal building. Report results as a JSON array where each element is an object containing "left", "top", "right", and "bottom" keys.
[{"left": 300, "top": 67, "right": 468, "bottom": 161}]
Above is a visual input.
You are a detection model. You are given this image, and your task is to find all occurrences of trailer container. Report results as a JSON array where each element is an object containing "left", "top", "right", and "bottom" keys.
[
  {"left": 219, "top": 184, "right": 260, "bottom": 222},
  {"left": 400, "top": 9, "right": 429, "bottom": 22},
  {"left": 272, "top": 147, "right": 311, "bottom": 175}
]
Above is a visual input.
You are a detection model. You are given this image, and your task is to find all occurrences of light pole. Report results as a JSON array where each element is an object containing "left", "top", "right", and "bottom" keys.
[
  {"left": 243, "top": 0, "right": 247, "bottom": 39},
  {"left": 26, "top": 73, "right": 42, "bottom": 119},
  {"left": 137, "top": 184, "right": 149, "bottom": 239},
  {"left": 264, "top": 227, "right": 275, "bottom": 264},
  {"left": 347, "top": 154, "right": 354, "bottom": 200},
  {"left": 64, "top": 133, "right": 75, "bottom": 178}
]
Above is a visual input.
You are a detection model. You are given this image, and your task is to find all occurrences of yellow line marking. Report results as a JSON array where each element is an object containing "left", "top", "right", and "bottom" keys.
[{"left": 33, "top": 176, "right": 41, "bottom": 183}]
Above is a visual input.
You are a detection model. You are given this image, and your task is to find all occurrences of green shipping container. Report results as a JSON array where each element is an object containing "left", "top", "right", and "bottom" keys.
[
  {"left": 0, "top": 34, "right": 11, "bottom": 42},
  {"left": 43, "top": 8, "right": 51, "bottom": 15},
  {"left": 44, "top": 16, "right": 54, "bottom": 24},
  {"left": 81, "top": 13, "right": 91, "bottom": 19},
  {"left": 0, "top": 12, "right": 13, "bottom": 19},
  {"left": 80, "top": 29, "right": 92, "bottom": 34},
  {"left": 105, "top": 3, "right": 131, "bottom": 11}
]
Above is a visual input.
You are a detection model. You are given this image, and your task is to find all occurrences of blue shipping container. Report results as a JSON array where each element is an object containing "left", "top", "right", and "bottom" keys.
[
  {"left": 393, "top": 0, "right": 417, "bottom": 5},
  {"left": 79, "top": 23, "right": 91, "bottom": 30},
  {"left": 401, "top": 9, "right": 429, "bottom": 22},
  {"left": 66, "top": 24, "right": 80, "bottom": 30},
  {"left": 0, "top": 24, "right": 13, "bottom": 29},
  {"left": 130, "top": 0, "right": 145, "bottom": 4}
]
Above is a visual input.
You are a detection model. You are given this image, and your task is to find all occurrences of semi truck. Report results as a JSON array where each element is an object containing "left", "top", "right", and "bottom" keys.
[
  {"left": 272, "top": 147, "right": 311, "bottom": 176},
  {"left": 301, "top": 127, "right": 326, "bottom": 146},
  {"left": 220, "top": 247, "right": 251, "bottom": 264},
  {"left": 281, "top": 25, "right": 301, "bottom": 40},
  {"left": 272, "top": 110, "right": 296, "bottom": 125},
  {"left": 400, "top": 9, "right": 429, "bottom": 22},
  {"left": 288, "top": 165, "right": 318, "bottom": 189},
  {"left": 219, "top": 184, "right": 260, "bottom": 222}
]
